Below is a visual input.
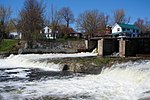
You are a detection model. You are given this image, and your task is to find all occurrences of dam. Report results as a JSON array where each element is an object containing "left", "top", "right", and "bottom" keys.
[{"left": 87, "top": 37, "right": 150, "bottom": 57}]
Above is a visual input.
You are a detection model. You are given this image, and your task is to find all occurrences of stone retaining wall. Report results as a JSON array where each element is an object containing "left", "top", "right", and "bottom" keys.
[{"left": 20, "top": 40, "right": 87, "bottom": 54}]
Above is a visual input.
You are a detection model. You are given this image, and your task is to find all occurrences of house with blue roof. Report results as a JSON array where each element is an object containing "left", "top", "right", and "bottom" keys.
[{"left": 112, "top": 23, "right": 140, "bottom": 37}]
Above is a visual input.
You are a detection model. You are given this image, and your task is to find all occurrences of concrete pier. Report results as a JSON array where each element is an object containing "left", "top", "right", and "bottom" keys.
[
  {"left": 119, "top": 38, "right": 126, "bottom": 57},
  {"left": 91, "top": 37, "right": 150, "bottom": 57},
  {"left": 98, "top": 39, "right": 104, "bottom": 56}
]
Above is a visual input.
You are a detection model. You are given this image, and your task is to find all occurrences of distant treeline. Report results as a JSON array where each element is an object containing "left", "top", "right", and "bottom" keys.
[{"left": 0, "top": 0, "right": 150, "bottom": 41}]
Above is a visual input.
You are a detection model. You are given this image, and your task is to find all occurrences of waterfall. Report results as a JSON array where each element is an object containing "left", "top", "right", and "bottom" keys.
[
  {"left": 0, "top": 53, "right": 97, "bottom": 71},
  {"left": 0, "top": 53, "right": 150, "bottom": 100}
]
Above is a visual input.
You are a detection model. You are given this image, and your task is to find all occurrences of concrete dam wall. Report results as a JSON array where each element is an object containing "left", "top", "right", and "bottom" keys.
[{"left": 96, "top": 37, "right": 150, "bottom": 57}]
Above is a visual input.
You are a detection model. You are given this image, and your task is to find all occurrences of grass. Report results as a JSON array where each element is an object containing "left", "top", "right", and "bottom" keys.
[
  {"left": 48, "top": 57, "right": 112, "bottom": 67},
  {"left": 0, "top": 39, "right": 18, "bottom": 53}
]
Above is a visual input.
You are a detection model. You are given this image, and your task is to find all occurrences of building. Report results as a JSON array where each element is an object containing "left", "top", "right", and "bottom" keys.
[
  {"left": 112, "top": 23, "right": 140, "bottom": 37},
  {"left": 69, "top": 32, "right": 83, "bottom": 38},
  {"left": 40, "top": 26, "right": 56, "bottom": 39},
  {"left": 9, "top": 32, "right": 22, "bottom": 39},
  {"left": 104, "top": 25, "right": 112, "bottom": 37}
]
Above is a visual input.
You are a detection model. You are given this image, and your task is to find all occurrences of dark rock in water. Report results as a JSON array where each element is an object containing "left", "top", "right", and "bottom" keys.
[
  {"left": 65, "top": 62, "right": 103, "bottom": 74},
  {"left": 58, "top": 61, "right": 103, "bottom": 74},
  {"left": 48, "top": 57, "right": 150, "bottom": 74},
  {"left": 138, "top": 97, "right": 150, "bottom": 100},
  {"left": 27, "top": 68, "right": 76, "bottom": 81},
  {"left": 0, "top": 68, "right": 78, "bottom": 82},
  {"left": 62, "top": 64, "right": 69, "bottom": 71},
  {"left": 138, "top": 91, "right": 150, "bottom": 100},
  {"left": 48, "top": 57, "right": 105, "bottom": 74},
  {"left": 0, "top": 55, "right": 4, "bottom": 58},
  {"left": 143, "top": 90, "right": 150, "bottom": 94},
  {"left": 0, "top": 95, "right": 3, "bottom": 100}
]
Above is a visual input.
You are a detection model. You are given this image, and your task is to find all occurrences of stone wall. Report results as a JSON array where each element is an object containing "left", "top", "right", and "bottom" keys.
[{"left": 21, "top": 40, "right": 87, "bottom": 54}]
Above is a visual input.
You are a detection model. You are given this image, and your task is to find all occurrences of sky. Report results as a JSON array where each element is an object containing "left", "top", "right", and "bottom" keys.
[{"left": 0, "top": 0, "right": 150, "bottom": 28}]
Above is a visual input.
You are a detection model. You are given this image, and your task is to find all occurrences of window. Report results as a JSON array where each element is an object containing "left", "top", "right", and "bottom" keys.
[
  {"left": 42, "top": 30, "right": 44, "bottom": 33},
  {"left": 117, "top": 28, "right": 120, "bottom": 31},
  {"left": 133, "top": 29, "right": 135, "bottom": 33},
  {"left": 122, "top": 28, "right": 125, "bottom": 31},
  {"left": 137, "top": 30, "right": 139, "bottom": 33}
]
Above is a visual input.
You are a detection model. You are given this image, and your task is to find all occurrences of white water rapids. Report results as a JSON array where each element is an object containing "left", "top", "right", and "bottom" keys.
[
  {"left": 0, "top": 53, "right": 150, "bottom": 100},
  {"left": 0, "top": 53, "right": 97, "bottom": 71}
]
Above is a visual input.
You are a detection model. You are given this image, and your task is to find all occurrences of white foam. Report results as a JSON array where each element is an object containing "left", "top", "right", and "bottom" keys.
[
  {"left": 4, "top": 68, "right": 30, "bottom": 78},
  {"left": 25, "top": 60, "right": 150, "bottom": 99},
  {"left": 0, "top": 53, "right": 97, "bottom": 71},
  {"left": 0, "top": 60, "right": 150, "bottom": 100}
]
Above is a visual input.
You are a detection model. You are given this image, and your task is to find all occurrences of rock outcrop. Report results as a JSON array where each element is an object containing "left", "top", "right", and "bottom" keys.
[{"left": 48, "top": 57, "right": 150, "bottom": 74}]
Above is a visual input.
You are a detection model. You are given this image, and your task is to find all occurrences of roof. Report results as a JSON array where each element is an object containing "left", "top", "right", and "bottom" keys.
[
  {"left": 118, "top": 23, "right": 140, "bottom": 30},
  {"left": 44, "top": 26, "right": 50, "bottom": 29},
  {"left": 9, "top": 32, "right": 19, "bottom": 35}
]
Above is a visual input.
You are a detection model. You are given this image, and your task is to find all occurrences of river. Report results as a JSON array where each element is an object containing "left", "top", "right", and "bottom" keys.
[{"left": 0, "top": 53, "right": 150, "bottom": 100}]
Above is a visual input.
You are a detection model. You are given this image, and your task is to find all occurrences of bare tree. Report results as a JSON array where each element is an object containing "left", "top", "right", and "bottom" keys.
[
  {"left": 0, "top": 5, "right": 11, "bottom": 38},
  {"left": 59, "top": 25, "right": 75, "bottom": 38},
  {"left": 144, "top": 18, "right": 150, "bottom": 32},
  {"left": 49, "top": 4, "right": 61, "bottom": 36},
  {"left": 18, "top": 0, "right": 45, "bottom": 47},
  {"left": 135, "top": 18, "right": 150, "bottom": 34},
  {"left": 7, "top": 19, "right": 17, "bottom": 32},
  {"left": 113, "top": 9, "right": 130, "bottom": 24},
  {"left": 134, "top": 18, "right": 145, "bottom": 33},
  {"left": 76, "top": 10, "right": 108, "bottom": 38},
  {"left": 58, "top": 7, "right": 74, "bottom": 28},
  {"left": 98, "top": 13, "right": 109, "bottom": 36},
  {"left": 8, "top": 18, "right": 22, "bottom": 36}
]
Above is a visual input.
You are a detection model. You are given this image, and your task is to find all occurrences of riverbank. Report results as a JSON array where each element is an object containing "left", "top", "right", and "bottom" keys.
[
  {"left": 0, "top": 39, "right": 88, "bottom": 55},
  {"left": 47, "top": 56, "right": 150, "bottom": 74}
]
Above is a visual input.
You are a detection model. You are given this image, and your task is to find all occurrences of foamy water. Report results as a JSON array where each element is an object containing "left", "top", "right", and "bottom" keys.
[
  {"left": 0, "top": 53, "right": 150, "bottom": 100},
  {"left": 0, "top": 53, "right": 97, "bottom": 71}
]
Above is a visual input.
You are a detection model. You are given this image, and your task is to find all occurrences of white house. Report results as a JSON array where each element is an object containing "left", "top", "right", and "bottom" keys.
[
  {"left": 9, "top": 32, "right": 22, "bottom": 39},
  {"left": 112, "top": 23, "right": 140, "bottom": 37},
  {"left": 40, "top": 26, "right": 56, "bottom": 39}
]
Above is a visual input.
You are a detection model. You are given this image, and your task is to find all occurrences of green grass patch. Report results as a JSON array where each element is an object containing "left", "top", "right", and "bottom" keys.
[
  {"left": 0, "top": 39, "right": 18, "bottom": 53},
  {"left": 50, "top": 57, "right": 112, "bottom": 67}
]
